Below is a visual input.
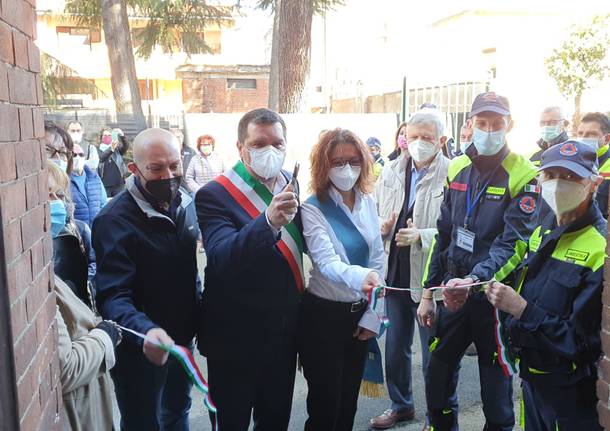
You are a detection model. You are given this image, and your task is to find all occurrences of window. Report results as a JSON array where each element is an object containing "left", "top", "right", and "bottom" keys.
[
  {"left": 56, "top": 26, "right": 101, "bottom": 45},
  {"left": 227, "top": 79, "right": 257, "bottom": 90}
]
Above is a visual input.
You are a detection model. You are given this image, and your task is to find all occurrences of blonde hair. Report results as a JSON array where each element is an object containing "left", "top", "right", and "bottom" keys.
[{"left": 47, "top": 159, "right": 71, "bottom": 199}]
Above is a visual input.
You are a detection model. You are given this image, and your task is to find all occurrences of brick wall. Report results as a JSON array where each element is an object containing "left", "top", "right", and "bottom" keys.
[
  {"left": 182, "top": 77, "right": 269, "bottom": 113},
  {"left": 0, "top": 1, "right": 64, "bottom": 430}
]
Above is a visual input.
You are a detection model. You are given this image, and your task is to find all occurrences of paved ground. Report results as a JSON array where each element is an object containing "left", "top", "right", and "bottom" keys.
[
  {"left": 187, "top": 253, "right": 521, "bottom": 430},
  {"left": 114, "top": 253, "right": 521, "bottom": 430}
]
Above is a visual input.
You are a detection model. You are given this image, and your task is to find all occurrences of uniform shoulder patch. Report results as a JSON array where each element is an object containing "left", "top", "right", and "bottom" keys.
[{"left": 518, "top": 196, "right": 536, "bottom": 214}]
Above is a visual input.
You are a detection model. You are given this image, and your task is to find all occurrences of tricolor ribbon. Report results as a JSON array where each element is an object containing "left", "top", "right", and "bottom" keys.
[
  {"left": 117, "top": 325, "right": 218, "bottom": 427},
  {"left": 380, "top": 280, "right": 491, "bottom": 293}
]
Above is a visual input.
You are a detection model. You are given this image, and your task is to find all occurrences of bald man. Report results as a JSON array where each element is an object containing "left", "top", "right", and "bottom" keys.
[{"left": 92, "top": 128, "right": 201, "bottom": 431}]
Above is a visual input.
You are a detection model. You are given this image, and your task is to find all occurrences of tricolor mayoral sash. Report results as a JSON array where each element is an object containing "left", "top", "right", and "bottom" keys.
[
  {"left": 214, "top": 161, "right": 304, "bottom": 292},
  {"left": 305, "top": 194, "right": 385, "bottom": 397}
]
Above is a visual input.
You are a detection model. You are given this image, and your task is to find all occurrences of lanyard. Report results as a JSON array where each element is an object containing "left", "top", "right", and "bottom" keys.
[{"left": 464, "top": 162, "right": 503, "bottom": 228}]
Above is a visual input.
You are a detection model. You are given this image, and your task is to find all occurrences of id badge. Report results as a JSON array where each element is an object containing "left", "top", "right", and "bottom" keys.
[{"left": 456, "top": 227, "right": 475, "bottom": 253}]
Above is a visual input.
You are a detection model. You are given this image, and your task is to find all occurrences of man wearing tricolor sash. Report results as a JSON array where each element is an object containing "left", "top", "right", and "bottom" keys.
[{"left": 195, "top": 108, "right": 303, "bottom": 430}]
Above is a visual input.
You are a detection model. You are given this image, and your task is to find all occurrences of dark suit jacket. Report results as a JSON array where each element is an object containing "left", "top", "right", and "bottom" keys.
[{"left": 195, "top": 169, "right": 303, "bottom": 359}]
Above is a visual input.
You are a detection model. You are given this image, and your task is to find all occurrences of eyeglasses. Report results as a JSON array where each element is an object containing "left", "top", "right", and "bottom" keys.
[
  {"left": 330, "top": 158, "right": 362, "bottom": 168},
  {"left": 540, "top": 120, "right": 564, "bottom": 126},
  {"left": 46, "top": 145, "right": 69, "bottom": 161},
  {"left": 73, "top": 152, "right": 85, "bottom": 157}
]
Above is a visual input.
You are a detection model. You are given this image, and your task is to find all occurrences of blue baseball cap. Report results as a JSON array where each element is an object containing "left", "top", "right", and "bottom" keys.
[
  {"left": 366, "top": 137, "right": 381, "bottom": 148},
  {"left": 469, "top": 92, "right": 510, "bottom": 118},
  {"left": 539, "top": 140, "right": 599, "bottom": 178}
]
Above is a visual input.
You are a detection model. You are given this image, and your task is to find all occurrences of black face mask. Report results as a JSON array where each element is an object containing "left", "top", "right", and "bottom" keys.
[{"left": 144, "top": 176, "right": 183, "bottom": 207}]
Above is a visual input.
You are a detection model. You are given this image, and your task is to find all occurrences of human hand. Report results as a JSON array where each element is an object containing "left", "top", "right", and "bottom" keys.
[
  {"left": 95, "top": 321, "right": 122, "bottom": 348},
  {"left": 417, "top": 296, "right": 437, "bottom": 327},
  {"left": 143, "top": 328, "right": 174, "bottom": 366},
  {"left": 353, "top": 326, "right": 376, "bottom": 341},
  {"left": 380, "top": 212, "right": 398, "bottom": 237},
  {"left": 442, "top": 278, "right": 472, "bottom": 312},
  {"left": 486, "top": 281, "right": 527, "bottom": 318},
  {"left": 395, "top": 218, "right": 421, "bottom": 247},
  {"left": 361, "top": 271, "right": 379, "bottom": 295},
  {"left": 266, "top": 184, "right": 298, "bottom": 229}
]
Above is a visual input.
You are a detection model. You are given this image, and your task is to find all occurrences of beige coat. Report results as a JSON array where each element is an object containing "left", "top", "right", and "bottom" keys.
[
  {"left": 54, "top": 275, "right": 116, "bottom": 431},
  {"left": 375, "top": 151, "right": 450, "bottom": 302}
]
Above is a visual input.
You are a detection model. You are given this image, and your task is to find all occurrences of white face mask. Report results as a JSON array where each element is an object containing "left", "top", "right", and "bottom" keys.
[
  {"left": 73, "top": 156, "right": 85, "bottom": 174},
  {"left": 408, "top": 139, "right": 438, "bottom": 164},
  {"left": 246, "top": 145, "right": 286, "bottom": 180},
  {"left": 471, "top": 127, "right": 506, "bottom": 156},
  {"left": 52, "top": 158, "right": 68, "bottom": 172},
  {"left": 329, "top": 164, "right": 361, "bottom": 191},
  {"left": 541, "top": 178, "right": 589, "bottom": 215},
  {"left": 69, "top": 132, "right": 83, "bottom": 144}
]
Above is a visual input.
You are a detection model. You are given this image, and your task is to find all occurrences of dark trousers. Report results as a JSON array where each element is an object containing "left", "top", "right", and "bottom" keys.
[
  {"left": 206, "top": 330, "right": 297, "bottom": 431},
  {"left": 522, "top": 377, "right": 602, "bottom": 431},
  {"left": 385, "top": 292, "right": 459, "bottom": 428},
  {"left": 112, "top": 347, "right": 193, "bottom": 431},
  {"left": 426, "top": 295, "right": 514, "bottom": 431},
  {"left": 299, "top": 292, "right": 368, "bottom": 431}
]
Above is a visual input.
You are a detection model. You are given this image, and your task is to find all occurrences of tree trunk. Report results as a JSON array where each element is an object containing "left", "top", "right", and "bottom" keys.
[
  {"left": 276, "top": 0, "right": 314, "bottom": 113},
  {"left": 572, "top": 92, "right": 582, "bottom": 135},
  {"left": 267, "top": 0, "right": 281, "bottom": 112},
  {"left": 101, "top": 0, "right": 147, "bottom": 130}
]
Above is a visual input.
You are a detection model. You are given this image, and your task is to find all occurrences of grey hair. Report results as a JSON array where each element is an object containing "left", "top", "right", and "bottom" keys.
[
  {"left": 407, "top": 109, "right": 445, "bottom": 139},
  {"left": 541, "top": 106, "right": 565, "bottom": 120}
]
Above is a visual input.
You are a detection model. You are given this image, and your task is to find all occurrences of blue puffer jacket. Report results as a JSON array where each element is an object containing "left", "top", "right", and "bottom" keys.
[{"left": 70, "top": 166, "right": 107, "bottom": 227}]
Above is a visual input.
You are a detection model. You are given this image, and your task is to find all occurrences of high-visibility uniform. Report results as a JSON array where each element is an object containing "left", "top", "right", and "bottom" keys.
[
  {"left": 423, "top": 144, "right": 539, "bottom": 431},
  {"left": 505, "top": 204, "right": 606, "bottom": 431},
  {"left": 595, "top": 145, "right": 610, "bottom": 219}
]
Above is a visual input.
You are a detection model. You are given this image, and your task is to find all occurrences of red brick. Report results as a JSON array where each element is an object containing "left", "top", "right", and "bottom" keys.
[
  {"left": 30, "top": 238, "right": 44, "bottom": 275},
  {"left": 35, "top": 72, "right": 43, "bottom": 105},
  {"left": 601, "top": 356, "right": 610, "bottom": 382},
  {"left": 42, "top": 234, "right": 53, "bottom": 266},
  {"left": 15, "top": 139, "right": 40, "bottom": 178},
  {"left": 0, "top": 22, "right": 13, "bottom": 63},
  {"left": 4, "top": 218, "right": 22, "bottom": 262},
  {"left": 37, "top": 168, "right": 48, "bottom": 203},
  {"left": 16, "top": 364, "right": 35, "bottom": 419},
  {"left": 18, "top": 107, "right": 34, "bottom": 140},
  {"left": 0, "top": 62, "right": 8, "bottom": 101},
  {"left": 21, "top": 205, "right": 45, "bottom": 250},
  {"left": 7, "top": 248, "right": 32, "bottom": 304},
  {"left": 33, "top": 107, "right": 44, "bottom": 138},
  {"left": 19, "top": 385, "right": 42, "bottom": 431},
  {"left": 27, "top": 269, "right": 50, "bottom": 323},
  {"left": 0, "top": 104, "right": 20, "bottom": 142},
  {"left": 13, "top": 322, "right": 37, "bottom": 377},
  {"left": 25, "top": 174, "right": 38, "bottom": 210},
  {"left": 10, "top": 296, "right": 27, "bottom": 340},
  {"left": 27, "top": 39, "right": 39, "bottom": 73},
  {"left": 35, "top": 292, "right": 55, "bottom": 343},
  {"left": 0, "top": 179, "right": 26, "bottom": 222},
  {"left": 0, "top": 142, "right": 17, "bottom": 181},
  {"left": 2, "top": 0, "right": 35, "bottom": 39},
  {"left": 40, "top": 390, "right": 61, "bottom": 431},
  {"left": 7, "top": 67, "right": 37, "bottom": 104},
  {"left": 12, "top": 30, "right": 28, "bottom": 69}
]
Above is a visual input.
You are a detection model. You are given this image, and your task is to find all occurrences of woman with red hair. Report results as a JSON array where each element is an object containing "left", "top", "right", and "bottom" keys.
[{"left": 185, "top": 134, "right": 225, "bottom": 193}]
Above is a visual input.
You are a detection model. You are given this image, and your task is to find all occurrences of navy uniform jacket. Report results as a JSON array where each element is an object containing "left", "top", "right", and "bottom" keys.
[
  {"left": 196, "top": 169, "right": 303, "bottom": 360},
  {"left": 529, "top": 132, "right": 569, "bottom": 167},
  {"left": 423, "top": 144, "right": 539, "bottom": 287},
  {"left": 505, "top": 204, "right": 606, "bottom": 385},
  {"left": 93, "top": 176, "right": 201, "bottom": 349}
]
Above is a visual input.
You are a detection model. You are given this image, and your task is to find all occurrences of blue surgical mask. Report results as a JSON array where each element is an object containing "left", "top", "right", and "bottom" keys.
[
  {"left": 471, "top": 127, "right": 506, "bottom": 156},
  {"left": 580, "top": 138, "right": 600, "bottom": 150},
  {"left": 100, "top": 143, "right": 111, "bottom": 152},
  {"left": 49, "top": 200, "right": 67, "bottom": 238},
  {"left": 540, "top": 125, "right": 562, "bottom": 143},
  {"left": 52, "top": 158, "right": 68, "bottom": 172}
]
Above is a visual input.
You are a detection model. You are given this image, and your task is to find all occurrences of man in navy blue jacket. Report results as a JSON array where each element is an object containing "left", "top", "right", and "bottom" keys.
[
  {"left": 93, "top": 128, "right": 201, "bottom": 431},
  {"left": 196, "top": 108, "right": 303, "bottom": 430}
]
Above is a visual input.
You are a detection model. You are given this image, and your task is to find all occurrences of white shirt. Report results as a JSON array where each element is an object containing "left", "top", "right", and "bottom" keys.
[{"left": 302, "top": 187, "right": 386, "bottom": 334}]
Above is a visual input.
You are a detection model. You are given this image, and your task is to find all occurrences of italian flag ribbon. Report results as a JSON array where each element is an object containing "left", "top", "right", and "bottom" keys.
[
  {"left": 214, "top": 161, "right": 305, "bottom": 292},
  {"left": 117, "top": 326, "right": 219, "bottom": 426}
]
